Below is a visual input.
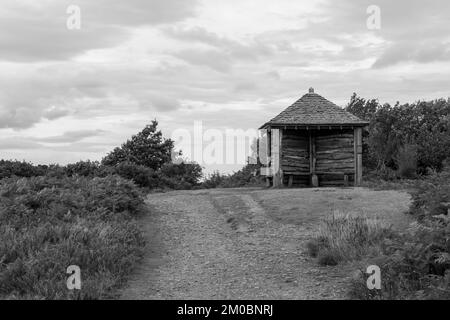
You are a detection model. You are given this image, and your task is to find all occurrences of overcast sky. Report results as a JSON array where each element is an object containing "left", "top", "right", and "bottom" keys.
[{"left": 0, "top": 0, "right": 449, "bottom": 173}]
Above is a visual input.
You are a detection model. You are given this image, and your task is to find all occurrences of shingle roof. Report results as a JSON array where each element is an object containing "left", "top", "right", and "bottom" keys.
[{"left": 260, "top": 88, "right": 368, "bottom": 129}]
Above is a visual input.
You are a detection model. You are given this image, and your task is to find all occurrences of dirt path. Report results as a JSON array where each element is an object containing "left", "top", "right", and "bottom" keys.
[{"left": 118, "top": 188, "right": 400, "bottom": 300}]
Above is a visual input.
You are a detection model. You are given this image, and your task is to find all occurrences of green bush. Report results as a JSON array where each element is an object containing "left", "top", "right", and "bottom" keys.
[
  {"left": 102, "top": 120, "right": 174, "bottom": 170},
  {"left": 201, "top": 164, "right": 264, "bottom": 189},
  {"left": 0, "top": 160, "right": 47, "bottom": 179},
  {"left": 396, "top": 144, "right": 418, "bottom": 179},
  {"left": 64, "top": 160, "right": 106, "bottom": 177},
  {"left": 111, "top": 161, "right": 159, "bottom": 189},
  {"left": 410, "top": 162, "right": 450, "bottom": 219},
  {"left": 350, "top": 166, "right": 450, "bottom": 300},
  {"left": 349, "top": 219, "right": 450, "bottom": 300},
  {"left": 0, "top": 175, "right": 145, "bottom": 299},
  {"left": 0, "top": 158, "right": 206, "bottom": 191},
  {"left": 346, "top": 95, "right": 450, "bottom": 176},
  {"left": 202, "top": 171, "right": 227, "bottom": 189},
  {"left": 317, "top": 249, "right": 341, "bottom": 266},
  {"left": 158, "top": 162, "right": 203, "bottom": 190}
]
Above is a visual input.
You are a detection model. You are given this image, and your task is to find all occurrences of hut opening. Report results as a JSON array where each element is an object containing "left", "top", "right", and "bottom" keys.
[{"left": 259, "top": 88, "right": 368, "bottom": 188}]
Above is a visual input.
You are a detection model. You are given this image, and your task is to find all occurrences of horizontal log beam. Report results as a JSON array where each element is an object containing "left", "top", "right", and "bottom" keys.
[
  {"left": 283, "top": 154, "right": 309, "bottom": 161},
  {"left": 283, "top": 172, "right": 311, "bottom": 176},
  {"left": 316, "top": 134, "right": 353, "bottom": 140},
  {"left": 314, "top": 171, "right": 355, "bottom": 175},
  {"left": 316, "top": 159, "right": 354, "bottom": 164}
]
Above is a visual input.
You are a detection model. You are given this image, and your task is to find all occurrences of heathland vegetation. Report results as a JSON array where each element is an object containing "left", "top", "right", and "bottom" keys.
[
  {"left": 307, "top": 95, "right": 450, "bottom": 299},
  {"left": 0, "top": 120, "right": 204, "bottom": 299},
  {"left": 1, "top": 94, "right": 449, "bottom": 299}
]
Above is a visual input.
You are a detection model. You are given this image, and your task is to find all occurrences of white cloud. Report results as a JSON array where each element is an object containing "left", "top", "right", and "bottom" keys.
[
  {"left": 0, "top": 0, "right": 449, "bottom": 173},
  {"left": 0, "top": 0, "right": 198, "bottom": 62}
]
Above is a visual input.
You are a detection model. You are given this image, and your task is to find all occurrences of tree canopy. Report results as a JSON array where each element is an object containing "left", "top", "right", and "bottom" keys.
[
  {"left": 345, "top": 94, "right": 450, "bottom": 174},
  {"left": 102, "top": 120, "right": 174, "bottom": 170}
]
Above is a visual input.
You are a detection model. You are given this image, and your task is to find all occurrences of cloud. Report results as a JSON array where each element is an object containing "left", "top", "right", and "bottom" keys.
[
  {"left": 0, "top": 129, "right": 107, "bottom": 153},
  {"left": 0, "top": 106, "right": 43, "bottom": 129},
  {"left": 233, "top": 82, "right": 259, "bottom": 93},
  {"left": 36, "top": 129, "right": 106, "bottom": 143},
  {"left": 164, "top": 26, "right": 274, "bottom": 67},
  {"left": 145, "top": 94, "right": 181, "bottom": 111},
  {"left": 43, "top": 106, "right": 71, "bottom": 120},
  {"left": 313, "top": 0, "right": 450, "bottom": 68},
  {"left": 173, "top": 49, "right": 232, "bottom": 72},
  {"left": 0, "top": 0, "right": 198, "bottom": 62},
  {"left": 373, "top": 42, "right": 450, "bottom": 68},
  {"left": 0, "top": 61, "right": 191, "bottom": 129},
  {"left": 163, "top": 26, "right": 227, "bottom": 47},
  {"left": 0, "top": 137, "right": 42, "bottom": 150}
]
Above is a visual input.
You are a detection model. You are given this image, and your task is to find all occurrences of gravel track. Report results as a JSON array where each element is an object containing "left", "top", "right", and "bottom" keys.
[{"left": 120, "top": 188, "right": 355, "bottom": 300}]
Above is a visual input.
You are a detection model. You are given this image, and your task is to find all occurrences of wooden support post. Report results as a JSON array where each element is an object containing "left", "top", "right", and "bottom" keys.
[
  {"left": 344, "top": 174, "right": 349, "bottom": 187},
  {"left": 311, "top": 136, "right": 316, "bottom": 173},
  {"left": 256, "top": 137, "right": 260, "bottom": 165},
  {"left": 311, "top": 174, "right": 319, "bottom": 188},
  {"left": 309, "top": 131, "right": 318, "bottom": 187},
  {"left": 309, "top": 132, "right": 312, "bottom": 186},
  {"left": 280, "top": 130, "right": 284, "bottom": 187},
  {"left": 271, "top": 129, "right": 282, "bottom": 187},
  {"left": 354, "top": 127, "right": 363, "bottom": 186}
]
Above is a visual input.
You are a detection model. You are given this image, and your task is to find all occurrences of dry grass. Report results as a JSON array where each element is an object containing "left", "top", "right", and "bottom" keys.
[
  {"left": 306, "top": 212, "right": 394, "bottom": 265},
  {"left": 253, "top": 187, "right": 412, "bottom": 230},
  {"left": 251, "top": 187, "right": 411, "bottom": 268}
]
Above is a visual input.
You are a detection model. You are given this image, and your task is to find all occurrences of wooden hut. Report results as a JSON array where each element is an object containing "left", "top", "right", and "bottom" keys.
[{"left": 259, "top": 88, "right": 368, "bottom": 188}]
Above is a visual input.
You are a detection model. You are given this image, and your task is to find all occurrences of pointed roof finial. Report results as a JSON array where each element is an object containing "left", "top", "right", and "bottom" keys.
[{"left": 309, "top": 87, "right": 314, "bottom": 93}]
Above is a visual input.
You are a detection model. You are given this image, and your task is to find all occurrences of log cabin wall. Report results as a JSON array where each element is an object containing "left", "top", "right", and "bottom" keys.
[
  {"left": 280, "top": 129, "right": 356, "bottom": 187},
  {"left": 314, "top": 129, "right": 355, "bottom": 186},
  {"left": 281, "top": 130, "right": 310, "bottom": 187}
]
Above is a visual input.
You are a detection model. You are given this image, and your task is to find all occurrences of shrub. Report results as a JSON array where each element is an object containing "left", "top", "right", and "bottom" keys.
[
  {"left": 306, "top": 212, "right": 393, "bottom": 265},
  {"left": 44, "top": 164, "right": 67, "bottom": 178},
  {"left": 317, "top": 249, "right": 341, "bottom": 266},
  {"left": 64, "top": 160, "right": 105, "bottom": 177},
  {"left": 409, "top": 161, "right": 450, "bottom": 219},
  {"left": 0, "top": 160, "right": 47, "bottom": 179},
  {"left": 111, "top": 161, "right": 159, "bottom": 189},
  {"left": 375, "top": 166, "right": 398, "bottom": 181},
  {"left": 201, "top": 171, "right": 227, "bottom": 189},
  {"left": 396, "top": 144, "right": 418, "bottom": 179},
  {"left": 0, "top": 175, "right": 145, "bottom": 299},
  {"left": 350, "top": 166, "right": 450, "bottom": 300},
  {"left": 349, "top": 219, "right": 450, "bottom": 300},
  {"left": 102, "top": 120, "right": 174, "bottom": 170},
  {"left": 306, "top": 236, "right": 328, "bottom": 258},
  {"left": 346, "top": 95, "right": 450, "bottom": 176},
  {"left": 201, "top": 164, "right": 264, "bottom": 189},
  {"left": 0, "top": 158, "right": 206, "bottom": 191},
  {"left": 158, "top": 162, "right": 203, "bottom": 189}
]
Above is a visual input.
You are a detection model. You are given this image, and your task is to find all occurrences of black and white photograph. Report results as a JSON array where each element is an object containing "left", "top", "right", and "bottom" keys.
[{"left": 0, "top": 0, "right": 449, "bottom": 309}]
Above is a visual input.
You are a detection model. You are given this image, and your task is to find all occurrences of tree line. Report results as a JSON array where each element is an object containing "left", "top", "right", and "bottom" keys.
[{"left": 345, "top": 94, "right": 450, "bottom": 178}]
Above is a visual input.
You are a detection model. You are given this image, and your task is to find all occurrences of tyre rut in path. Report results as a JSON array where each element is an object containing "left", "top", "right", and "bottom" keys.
[{"left": 120, "top": 189, "right": 350, "bottom": 299}]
